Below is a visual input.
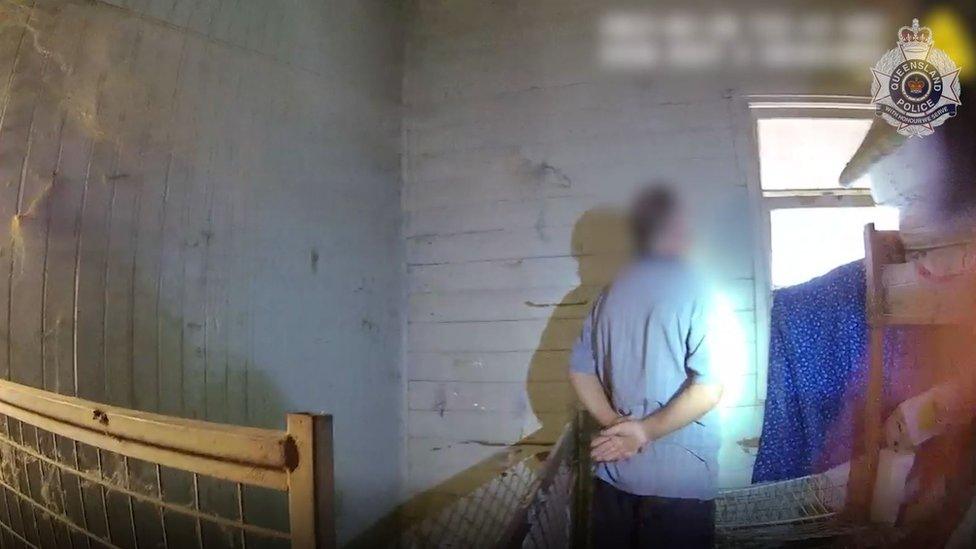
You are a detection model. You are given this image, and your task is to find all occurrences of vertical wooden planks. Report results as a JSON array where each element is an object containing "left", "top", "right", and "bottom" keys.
[
  {"left": 70, "top": 11, "right": 103, "bottom": 399},
  {"left": 7, "top": 0, "right": 63, "bottom": 390},
  {"left": 74, "top": 11, "right": 136, "bottom": 403},
  {"left": 41, "top": 4, "right": 96, "bottom": 398},
  {"left": 0, "top": 4, "right": 30, "bottom": 383},
  {"left": 0, "top": 0, "right": 32, "bottom": 386},
  {"left": 155, "top": 26, "right": 193, "bottom": 418},
  {"left": 243, "top": 59, "right": 284, "bottom": 430},
  {"left": 78, "top": 0, "right": 294, "bottom": 425},
  {"left": 109, "top": 9, "right": 184, "bottom": 415},
  {"left": 34, "top": 2, "right": 90, "bottom": 397},
  {"left": 128, "top": 21, "right": 183, "bottom": 414},
  {"left": 155, "top": 159, "right": 188, "bottom": 418},
  {"left": 223, "top": 51, "right": 260, "bottom": 428},
  {"left": 202, "top": 43, "right": 240, "bottom": 425},
  {"left": 196, "top": 45, "right": 242, "bottom": 535},
  {"left": 179, "top": 37, "right": 216, "bottom": 420},
  {"left": 102, "top": 16, "right": 147, "bottom": 409}
]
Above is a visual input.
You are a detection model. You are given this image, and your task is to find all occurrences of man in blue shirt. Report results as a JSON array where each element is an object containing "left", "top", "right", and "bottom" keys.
[{"left": 569, "top": 186, "right": 725, "bottom": 548}]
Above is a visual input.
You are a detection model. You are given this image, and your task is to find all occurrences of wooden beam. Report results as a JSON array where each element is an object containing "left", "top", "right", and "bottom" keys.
[
  {"left": 847, "top": 224, "right": 904, "bottom": 520},
  {"left": 0, "top": 397, "right": 288, "bottom": 490},
  {"left": 287, "top": 413, "right": 336, "bottom": 548},
  {"left": 0, "top": 377, "right": 290, "bottom": 469}
]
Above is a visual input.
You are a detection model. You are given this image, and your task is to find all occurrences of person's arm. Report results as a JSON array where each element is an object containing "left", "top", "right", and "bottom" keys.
[
  {"left": 592, "top": 289, "right": 726, "bottom": 462},
  {"left": 570, "top": 371, "right": 620, "bottom": 427},
  {"left": 590, "top": 381, "right": 721, "bottom": 461},
  {"left": 568, "top": 293, "right": 620, "bottom": 427}
]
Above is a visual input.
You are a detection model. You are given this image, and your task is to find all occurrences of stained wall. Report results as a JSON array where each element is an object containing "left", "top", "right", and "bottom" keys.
[{"left": 0, "top": 0, "right": 404, "bottom": 542}]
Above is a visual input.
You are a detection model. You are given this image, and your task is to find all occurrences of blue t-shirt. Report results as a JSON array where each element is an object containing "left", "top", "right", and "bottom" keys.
[{"left": 570, "top": 256, "right": 723, "bottom": 500}]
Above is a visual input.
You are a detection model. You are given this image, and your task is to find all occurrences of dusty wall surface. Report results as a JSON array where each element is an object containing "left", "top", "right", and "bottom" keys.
[{"left": 0, "top": 0, "right": 404, "bottom": 542}]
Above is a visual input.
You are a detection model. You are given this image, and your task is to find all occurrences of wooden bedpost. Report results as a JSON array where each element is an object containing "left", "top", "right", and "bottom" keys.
[
  {"left": 287, "top": 413, "right": 336, "bottom": 548},
  {"left": 847, "top": 224, "right": 904, "bottom": 520}
]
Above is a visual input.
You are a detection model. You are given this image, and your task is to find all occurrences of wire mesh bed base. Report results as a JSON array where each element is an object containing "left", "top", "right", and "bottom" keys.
[
  {"left": 715, "top": 469, "right": 904, "bottom": 547},
  {"left": 400, "top": 423, "right": 579, "bottom": 549},
  {"left": 400, "top": 413, "right": 918, "bottom": 549}
]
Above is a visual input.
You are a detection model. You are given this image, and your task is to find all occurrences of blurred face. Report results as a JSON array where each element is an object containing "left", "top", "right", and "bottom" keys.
[{"left": 651, "top": 207, "right": 691, "bottom": 257}]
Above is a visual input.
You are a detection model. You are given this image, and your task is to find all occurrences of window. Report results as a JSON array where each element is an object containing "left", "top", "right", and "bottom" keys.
[
  {"left": 754, "top": 113, "right": 899, "bottom": 288},
  {"left": 769, "top": 207, "right": 899, "bottom": 287}
]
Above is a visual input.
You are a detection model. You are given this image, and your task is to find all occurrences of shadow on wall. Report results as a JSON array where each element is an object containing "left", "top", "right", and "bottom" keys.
[
  {"left": 348, "top": 209, "right": 632, "bottom": 548},
  {"left": 526, "top": 207, "right": 631, "bottom": 449}
]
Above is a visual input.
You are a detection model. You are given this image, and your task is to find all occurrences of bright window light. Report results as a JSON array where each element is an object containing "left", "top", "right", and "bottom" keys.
[
  {"left": 770, "top": 206, "right": 899, "bottom": 288},
  {"left": 758, "top": 118, "right": 873, "bottom": 190}
]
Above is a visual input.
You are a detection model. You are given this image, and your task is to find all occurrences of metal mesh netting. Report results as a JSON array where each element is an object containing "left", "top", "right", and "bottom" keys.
[
  {"left": 715, "top": 467, "right": 904, "bottom": 547},
  {"left": 401, "top": 424, "right": 579, "bottom": 549},
  {"left": 399, "top": 425, "right": 900, "bottom": 548},
  {"left": 716, "top": 470, "right": 847, "bottom": 531},
  {"left": 520, "top": 452, "right": 575, "bottom": 549},
  {"left": 400, "top": 458, "right": 543, "bottom": 549},
  {"left": 0, "top": 413, "right": 291, "bottom": 549}
]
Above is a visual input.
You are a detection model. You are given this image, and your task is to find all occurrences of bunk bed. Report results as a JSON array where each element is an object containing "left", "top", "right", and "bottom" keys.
[
  {"left": 848, "top": 222, "right": 976, "bottom": 531},
  {"left": 718, "top": 222, "right": 976, "bottom": 547}
]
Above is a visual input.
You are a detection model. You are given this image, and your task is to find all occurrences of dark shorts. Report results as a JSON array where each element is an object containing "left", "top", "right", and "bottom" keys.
[{"left": 591, "top": 479, "right": 715, "bottom": 548}]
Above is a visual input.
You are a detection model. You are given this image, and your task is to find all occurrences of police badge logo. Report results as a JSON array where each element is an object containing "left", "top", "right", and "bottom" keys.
[{"left": 871, "top": 19, "right": 962, "bottom": 138}]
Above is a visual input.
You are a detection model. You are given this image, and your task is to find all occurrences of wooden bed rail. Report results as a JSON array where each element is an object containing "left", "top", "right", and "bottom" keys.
[
  {"left": 0, "top": 378, "right": 335, "bottom": 548},
  {"left": 847, "top": 224, "right": 904, "bottom": 520},
  {"left": 848, "top": 223, "right": 976, "bottom": 522}
]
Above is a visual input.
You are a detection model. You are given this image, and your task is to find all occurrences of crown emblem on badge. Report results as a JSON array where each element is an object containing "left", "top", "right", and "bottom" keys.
[
  {"left": 898, "top": 19, "right": 932, "bottom": 48},
  {"left": 897, "top": 19, "right": 933, "bottom": 60}
]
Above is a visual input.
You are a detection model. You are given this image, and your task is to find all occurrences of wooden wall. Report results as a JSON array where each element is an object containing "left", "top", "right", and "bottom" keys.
[
  {"left": 0, "top": 1, "right": 404, "bottom": 542},
  {"left": 401, "top": 0, "right": 770, "bottom": 502}
]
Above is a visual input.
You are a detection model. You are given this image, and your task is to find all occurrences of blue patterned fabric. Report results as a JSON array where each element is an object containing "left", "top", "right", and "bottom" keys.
[{"left": 752, "top": 261, "right": 909, "bottom": 483}]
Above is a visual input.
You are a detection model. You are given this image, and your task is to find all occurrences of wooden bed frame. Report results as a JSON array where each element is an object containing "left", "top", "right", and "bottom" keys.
[
  {"left": 847, "top": 223, "right": 976, "bottom": 520},
  {"left": 0, "top": 378, "right": 335, "bottom": 548}
]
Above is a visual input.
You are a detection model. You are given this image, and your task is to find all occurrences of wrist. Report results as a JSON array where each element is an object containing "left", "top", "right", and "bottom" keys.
[
  {"left": 640, "top": 416, "right": 662, "bottom": 443},
  {"left": 597, "top": 411, "right": 621, "bottom": 428}
]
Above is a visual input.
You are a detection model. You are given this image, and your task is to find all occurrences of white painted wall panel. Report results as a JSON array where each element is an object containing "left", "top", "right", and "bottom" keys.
[{"left": 408, "top": 350, "right": 570, "bottom": 383}]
